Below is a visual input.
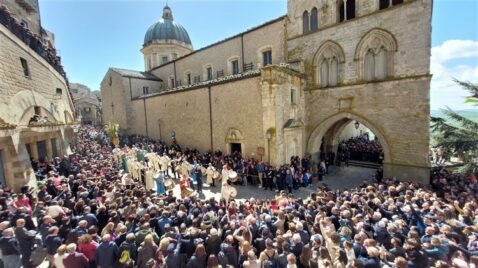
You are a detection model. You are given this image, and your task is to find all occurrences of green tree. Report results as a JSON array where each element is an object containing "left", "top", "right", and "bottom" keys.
[{"left": 431, "top": 79, "right": 478, "bottom": 173}]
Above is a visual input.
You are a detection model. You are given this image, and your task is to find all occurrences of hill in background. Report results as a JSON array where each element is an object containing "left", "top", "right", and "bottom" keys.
[{"left": 431, "top": 109, "right": 478, "bottom": 122}]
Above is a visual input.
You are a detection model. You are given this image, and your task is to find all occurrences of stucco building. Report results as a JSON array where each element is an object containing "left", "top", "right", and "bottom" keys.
[
  {"left": 101, "top": 0, "right": 432, "bottom": 183},
  {"left": 70, "top": 83, "right": 102, "bottom": 125},
  {"left": 0, "top": 0, "right": 76, "bottom": 190}
]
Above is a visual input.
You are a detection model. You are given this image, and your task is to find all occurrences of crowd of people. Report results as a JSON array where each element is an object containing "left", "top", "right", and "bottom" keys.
[
  {"left": 0, "top": 5, "right": 67, "bottom": 81},
  {"left": 338, "top": 135, "right": 384, "bottom": 164},
  {"left": 118, "top": 134, "right": 317, "bottom": 194},
  {"left": 0, "top": 126, "right": 476, "bottom": 268}
]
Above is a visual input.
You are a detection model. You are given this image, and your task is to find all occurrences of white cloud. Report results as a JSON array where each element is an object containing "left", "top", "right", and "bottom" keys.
[{"left": 430, "top": 40, "right": 478, "bottom": 110}]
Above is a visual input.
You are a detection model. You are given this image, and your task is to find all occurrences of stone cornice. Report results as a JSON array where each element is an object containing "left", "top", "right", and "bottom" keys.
[{"left": 304, "top": 74, "right": 432, "bottom": 91}]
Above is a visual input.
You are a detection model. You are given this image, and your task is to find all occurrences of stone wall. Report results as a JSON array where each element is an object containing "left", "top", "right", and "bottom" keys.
[
  {"left": 0, "top": 24, "right": 74, "bottom": 125},
  {"left": 260, "top": 66, "right": 305, "bottom": 165},
  {"left": 287, "top": 0, "right": 416, "bottom": 38},
  {"left": 150, "top": 18, "right": 285, "bottom": 87},
  {"left": 140, "top": 87, "right": 211, "bottom": 152},
  {"left": 129, "top": 77, "right": 162, "bottom": 99},
  {"left": 0, "top": 23, "right": 75, "bottom": 190},
  {"left": 305, "top": 77, "right": 431, "bottom": 182},
  {"left": 210, "top": 77, "right": 264, "bottom": 157},
  {"left": 287, "top": 0, "right": 431, "bottom": 84},
  {"left": 129, "top": 76, "right": 265, "bottom": 157},
  {"left": 100, "top": 71, "right": 129, "bottom": 129},
  {"left": 286, "top": 0, "right": 432, "bottom": 182}
]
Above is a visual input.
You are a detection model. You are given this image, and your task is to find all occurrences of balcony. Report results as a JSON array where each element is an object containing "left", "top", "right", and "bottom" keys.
[{"left": 0, "top": 6, "right": 68, "bottom": 83}]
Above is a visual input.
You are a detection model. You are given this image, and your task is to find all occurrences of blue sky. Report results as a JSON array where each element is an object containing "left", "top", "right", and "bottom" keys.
[{"left": 38, "top": 0, "right": 478, "bottom": 110}]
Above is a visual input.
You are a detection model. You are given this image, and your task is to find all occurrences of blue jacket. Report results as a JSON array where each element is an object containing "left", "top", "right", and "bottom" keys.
[
  {"left": 95, "top": 241, "right": 119, "bottom": 268},
  {"left": 286, "top": 174, "right": 293, "bottom": 186},
  {"left": 44, "top": 235, "right": 62, "bottom": 255},
  {"left": 79, "top": 213, "right": 98, "bottom": 227},
  {"left": 157, "top": 217, "right": 172, "bottom": 237},
  {"left": 257, "top": 164, "right": 265, "bottom": 173},
  {"left": 166, "top": 241, "right": 182, "bottom": 268},
  {"left": 0, "top": 236, "right": 20, "bottom": 256}
]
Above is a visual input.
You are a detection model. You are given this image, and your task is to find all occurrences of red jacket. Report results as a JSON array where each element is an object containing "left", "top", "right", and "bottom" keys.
[{"left": 78, "top": 241, "right": 98, "bottom": 261}]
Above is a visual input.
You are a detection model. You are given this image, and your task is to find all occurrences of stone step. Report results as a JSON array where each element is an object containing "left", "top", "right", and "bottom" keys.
[{"left": 348, "top": 160, "right": 381, "bottom": 169}]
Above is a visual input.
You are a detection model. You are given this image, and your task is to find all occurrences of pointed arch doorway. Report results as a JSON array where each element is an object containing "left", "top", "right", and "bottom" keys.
[{"left": 307, "top": 112, "right": 391, "bottom": 185}]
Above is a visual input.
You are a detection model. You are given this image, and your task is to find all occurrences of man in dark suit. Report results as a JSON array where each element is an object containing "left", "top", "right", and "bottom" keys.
[{"left": 14, "top": 218, "right": 36, "bottom": 268}]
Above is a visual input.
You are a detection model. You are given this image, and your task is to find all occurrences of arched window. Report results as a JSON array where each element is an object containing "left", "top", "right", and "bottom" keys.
[
  {"left": 338, "top": 0, "right": 355, "bottom": 22},
  {"left": 314, "top": 41, "right": 345, "bottom": 88},
  {"left": 310, "top": 7, "right": 318, "bottom": 31},
  {"left": 355, "top": 29, "right": 397, "bottom": 82},
  {"left": 303, "top": 11, "right": 310, "bottom": 34},
  {"left": 347, "top": 0, "right": 356, "bottom": 19},
  {"left": 320, "top": 60, "right": 329, "bottom": 87},
  {"left": 338, "top": 1, "right": 345, "bottom": 22},
  {"left": 375, "top": 47, "right": 388, "bottom": 80},
  {"left": 329, "top": 57, "right": 338, "bottom": 86},
  {"left": 364, "top": 50, "right": 375, "bottom": 82},
  {"left": 291, "top": 88, "right": 297, "bottom": 104}
]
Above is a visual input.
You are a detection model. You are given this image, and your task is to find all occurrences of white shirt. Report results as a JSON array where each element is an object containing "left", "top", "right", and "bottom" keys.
[{"left": 53, "top": 254, "right": 66, "bottom": 268}]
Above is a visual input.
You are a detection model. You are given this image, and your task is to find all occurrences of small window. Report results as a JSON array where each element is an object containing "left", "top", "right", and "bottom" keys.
[
  {"left": 262, "top": 50, "right": 272, "bottom": 66},
  {"left": 338, "top": 0, "right": 355, "bottom": 22},
  {"left": 20, "top": 58, "right": 30, "bottom": 77},
  {"left": 379, "top": 0, "right": 390, "bottom": 9},
  {"left": 56, "top": 88, "right": 62, "bottom": 95},
  {"left": 194, "top": 75, "right": 201, "bottom": 83},
  {"left": 347, "top": 0, "right": 356, "bottom": 20},
  {"left": 232, "top": 60, "right": 239, "bottom": 75},
  {"left": 207, "top": 67, "right": 213, "bottom": 81},
  {"left": 109, "top": 76, "right": 112, "bottom": 86},
  {"left": 143, "top": 86, "right": 149, "bottom": 95},
  {"left": 162, "top": 56, "right": 168, "bottom": 64},
  {"left": 310, "top": 7, "right": 318, "bottom": 31},
  {"left": 291, "top": 89, "right": 297, "bottom": 104},
  {"left": 187, "top": 73, "right": 191, "bottom": 85},
  {"left": 338, "top": 1, "right": 345, "bottom": 22},
  {"left": 303, "top": 11, "right": 310, "bottom": 34},
  {"left": 172, "top": 53, "right": 178, "bottom": 60},
  {"left": 34, "top": 106, "right": 41, "bottom": 115},
  {"left": 170, "top": 78, "right": 175, "bottom": 88}
]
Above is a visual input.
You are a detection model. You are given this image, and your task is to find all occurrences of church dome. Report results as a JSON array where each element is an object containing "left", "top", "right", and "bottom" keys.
[{"left": 143, "top": 5, "right": 192, "bottom": 47}]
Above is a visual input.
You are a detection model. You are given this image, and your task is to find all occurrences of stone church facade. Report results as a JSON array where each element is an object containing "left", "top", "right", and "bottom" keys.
[{"left": 101, "top": 0, "right": 432, "bottom": 183}]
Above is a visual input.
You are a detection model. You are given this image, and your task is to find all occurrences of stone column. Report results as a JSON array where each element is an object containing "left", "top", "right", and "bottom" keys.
[
  {"left": 46, "top": 138, "right": 53, "bottom": 159},
  {"left": 30, "top": 142, "right": 38, "bottom": 161}
]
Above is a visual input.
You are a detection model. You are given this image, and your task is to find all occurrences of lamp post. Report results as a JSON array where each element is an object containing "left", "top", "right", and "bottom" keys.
[{"left": 266, "top": 132, "right": 272, "bottom": 163}]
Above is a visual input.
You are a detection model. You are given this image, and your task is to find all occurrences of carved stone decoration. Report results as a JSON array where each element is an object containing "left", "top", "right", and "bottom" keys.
[{"left": 225, "top": 128, "right": 244, "bottom": 143}]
